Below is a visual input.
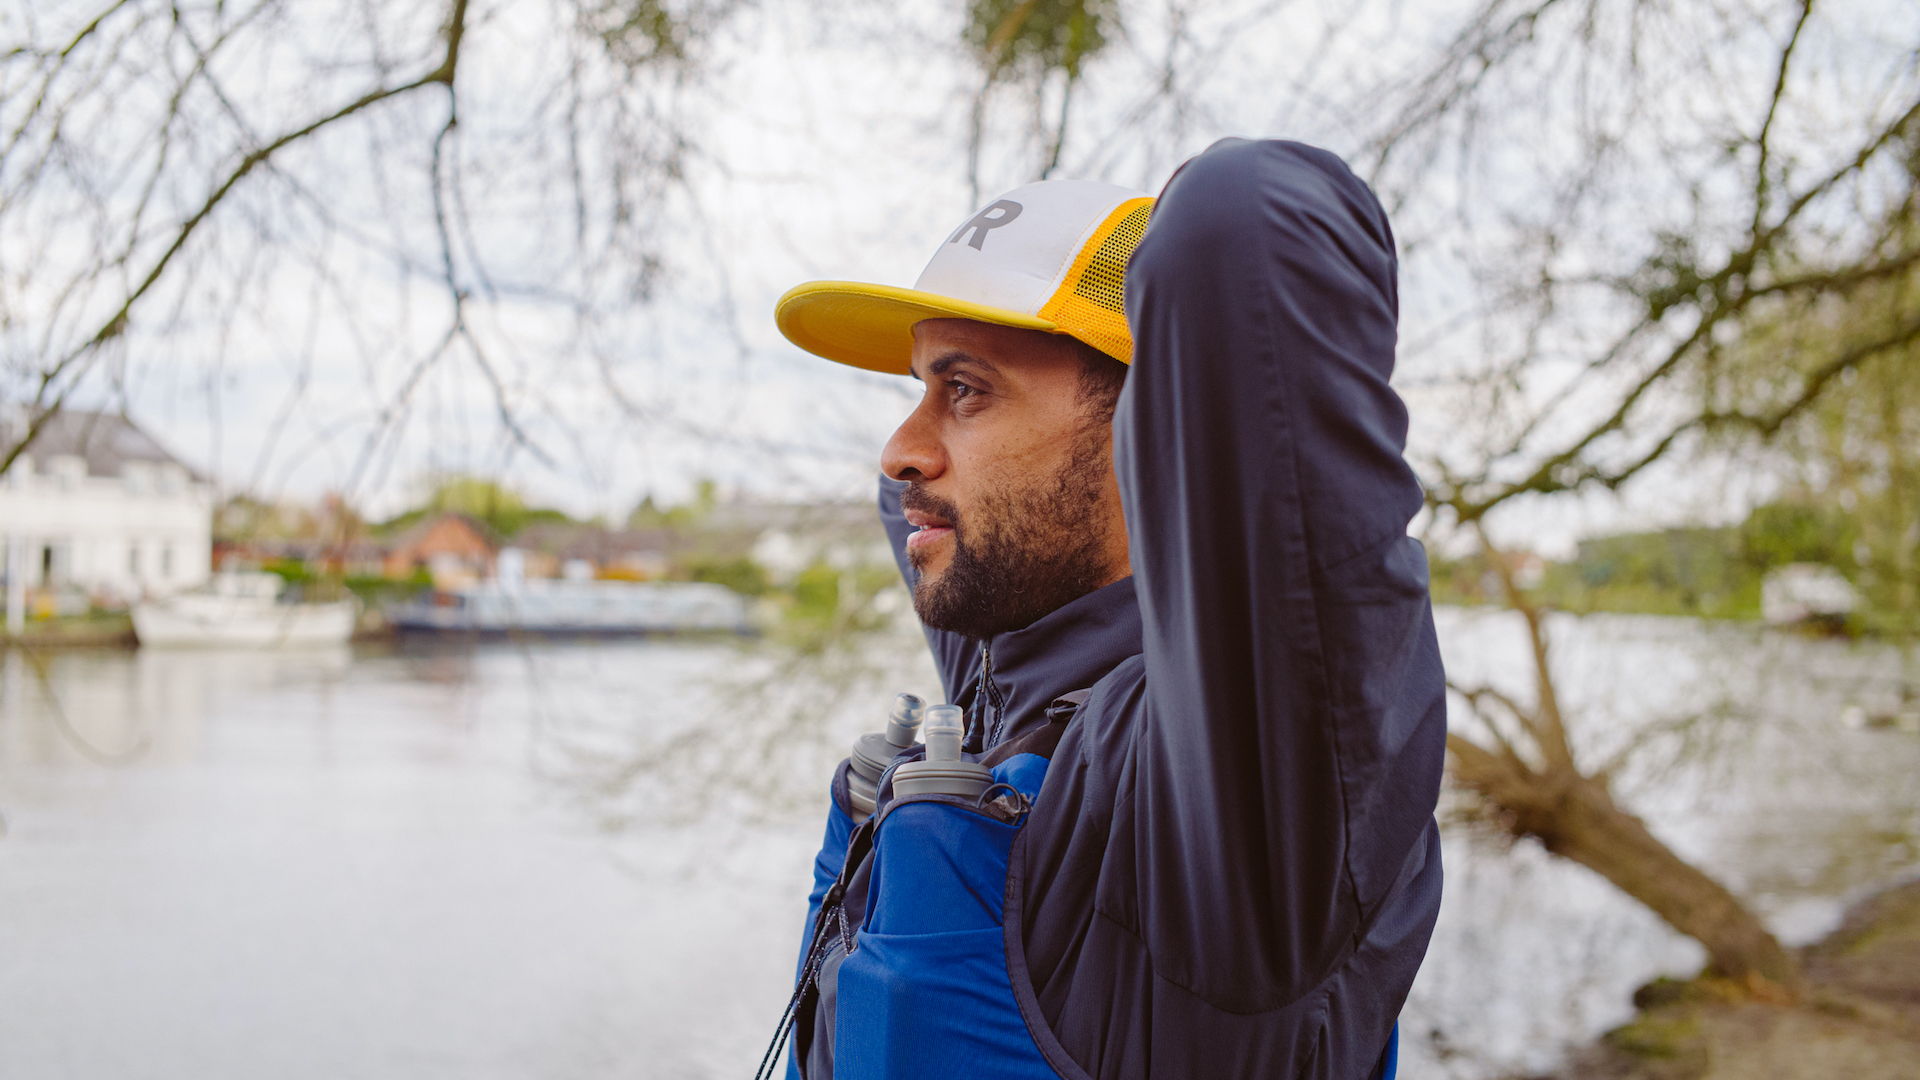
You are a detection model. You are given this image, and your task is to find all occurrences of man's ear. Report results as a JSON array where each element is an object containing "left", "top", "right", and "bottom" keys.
[{"left": 1072, "top": 342, "right": 1128, "bottom": 426}]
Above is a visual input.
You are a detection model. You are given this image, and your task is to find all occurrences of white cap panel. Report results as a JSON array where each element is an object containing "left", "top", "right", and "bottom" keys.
[{"left": 913, "top": 180, "right": 1151, "bottom": 316}]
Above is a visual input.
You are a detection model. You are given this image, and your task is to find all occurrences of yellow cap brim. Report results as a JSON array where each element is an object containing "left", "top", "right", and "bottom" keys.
[{"left": 775, "top": 281, "right": 1059, "bottom": 375}]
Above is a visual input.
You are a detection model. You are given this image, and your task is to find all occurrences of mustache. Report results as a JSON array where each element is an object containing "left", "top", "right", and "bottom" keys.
[{"left": 900, "top": 483, "right": 963, "bottom": 535}]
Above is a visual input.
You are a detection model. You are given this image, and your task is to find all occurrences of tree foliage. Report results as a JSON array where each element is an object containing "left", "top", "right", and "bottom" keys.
[
  {"left": 0, "top": 0, "right": 737, "bottom": 498},
  {"left": 1734, "top": 252, "right": 1920, "bottom": 626},
  {"left": 1368, "top": 0, "right": 1920, "bottom": 996},
  {"left": 966, "top": 0, "right": 1115, "bottom": 81},
  {"left": 380, "top": 474, "right": 573, "bottom": 536},
  {"left": 1364, "top": 0, "right": 1920, "bottom": 525},
  {"left": 962, "top": 0, "right": 1120, "bottom": 192}
]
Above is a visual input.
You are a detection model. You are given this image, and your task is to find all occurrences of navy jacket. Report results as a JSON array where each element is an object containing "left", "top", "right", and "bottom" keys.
[{"left": 866, "top": 138, "right": 1445, "bottom": 1079}]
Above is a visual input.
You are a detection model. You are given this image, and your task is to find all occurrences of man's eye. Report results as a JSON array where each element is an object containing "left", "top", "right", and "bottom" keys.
[{"left": 948, "top": 381, "right": 977, "bottom": 400}]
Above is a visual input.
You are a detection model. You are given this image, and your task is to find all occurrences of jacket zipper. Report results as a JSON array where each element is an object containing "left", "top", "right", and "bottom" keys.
[{"left": 978, "top": 639, "right": 1008, "bottom": 751}]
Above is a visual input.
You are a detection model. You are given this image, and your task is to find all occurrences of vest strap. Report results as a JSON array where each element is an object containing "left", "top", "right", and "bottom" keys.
[
  {"left": 981, "top": 687, "right": 1090, "bottom": 768},
  {"left": 756, "top": 815, "right": 878, "bottom": 1080}
]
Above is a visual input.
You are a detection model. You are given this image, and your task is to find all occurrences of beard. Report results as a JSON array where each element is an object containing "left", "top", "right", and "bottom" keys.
[{"left": 902, "top": 424, "right": 1118, "bottom": 639}]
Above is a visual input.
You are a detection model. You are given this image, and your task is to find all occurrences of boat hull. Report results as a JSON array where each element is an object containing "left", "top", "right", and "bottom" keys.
[
  {"left": 133, "top": 598, "right": 357, "bottom": 648},
  {"left": 385, "top": 580, "right": 750, "bottom": 636}
]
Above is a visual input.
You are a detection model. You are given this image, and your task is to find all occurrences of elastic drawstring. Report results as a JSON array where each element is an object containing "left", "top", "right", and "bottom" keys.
[
  {"left": 752, "top": 816, "right": 876, "bottom": 1080},
  {"left": 751, "top": 901, "right": 846, "bottom": 1080},
  {"left": 975, "top": 782, "right": 1032, "bottom": 823}
]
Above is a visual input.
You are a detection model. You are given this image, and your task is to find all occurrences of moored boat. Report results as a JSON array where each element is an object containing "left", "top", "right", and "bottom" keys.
[
  {"left": 132, "top": 572, "right": 357, "bottom": 648},
  {"left": 385, "top": 579, "right": 750, "bottom": 635}
]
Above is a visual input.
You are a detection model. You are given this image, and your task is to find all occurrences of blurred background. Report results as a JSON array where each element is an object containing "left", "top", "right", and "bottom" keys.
[{"left": 2, "top": 0, "right": 1917, "bottom": 1077}]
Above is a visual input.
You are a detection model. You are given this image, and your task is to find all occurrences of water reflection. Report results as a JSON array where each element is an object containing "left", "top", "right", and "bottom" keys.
[
  {"left": 0, "top": 640, "right": 817, "bottom": 1080},
  {"left": 0, "top": 615, "right": 1915, "bottom": 1080}
]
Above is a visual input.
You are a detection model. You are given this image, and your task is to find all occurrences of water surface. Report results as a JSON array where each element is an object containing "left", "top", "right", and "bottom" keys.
[{"left": 1, "top": 614, "right": 1914, "bottom": 1079}]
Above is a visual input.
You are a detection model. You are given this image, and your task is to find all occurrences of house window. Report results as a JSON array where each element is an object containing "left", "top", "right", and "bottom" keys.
[
  {"left": 161, "top": 544, "right": 173, "bottom": 577},
  {"left": 129, "top": 545, "right": 140, "bottom": 577},
  {"left": 40, "top": 543, "right": 68, "bottom": 586}
]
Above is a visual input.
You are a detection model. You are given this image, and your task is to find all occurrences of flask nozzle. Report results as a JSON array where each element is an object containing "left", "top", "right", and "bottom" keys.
[
  {"left": 886, "top": 693, "right": 925, "bottom": 748},
  {"left": 847, "top": 693, "right": 929, "bottom": 821},
  {"left": 922, "top": 704, "right": 964, "bottom": 761},
  {"left": 892, "top": 702, "right": 991, "bottom": 801}
]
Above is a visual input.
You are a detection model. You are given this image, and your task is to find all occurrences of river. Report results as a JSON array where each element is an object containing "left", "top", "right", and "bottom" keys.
[{"left": 1, "top": 610, "right": 1915, "bottom": 1079}]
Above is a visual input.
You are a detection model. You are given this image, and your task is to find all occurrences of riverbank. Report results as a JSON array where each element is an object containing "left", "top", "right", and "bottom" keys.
[
  {"left": 0, "top": 612, "right": 135, "bottom": 648},
  {"left": 1558, "top": 879, "right": 1920, "bottom": 1079},
  {"left": 1, "top": 610, "right": 386, "bottom": 649}
]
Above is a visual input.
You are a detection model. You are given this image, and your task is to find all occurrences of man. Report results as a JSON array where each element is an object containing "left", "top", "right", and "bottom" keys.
[{"left": 767, "top": 138, "right": 1445, "bottom": 1080}]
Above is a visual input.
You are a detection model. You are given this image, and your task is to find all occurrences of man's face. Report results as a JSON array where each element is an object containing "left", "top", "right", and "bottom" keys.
[{"left": 881, "top": 318, "right": 1130, "bottom": 639}]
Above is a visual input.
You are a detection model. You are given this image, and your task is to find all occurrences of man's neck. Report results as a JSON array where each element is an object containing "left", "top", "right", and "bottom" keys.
[{"left": 969, "top": 575, "right": 1143, "bottom": 752}]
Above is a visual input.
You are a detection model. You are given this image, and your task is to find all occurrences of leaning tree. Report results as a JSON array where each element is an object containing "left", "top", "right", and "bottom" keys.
[{"left": 1359, "top": 0, "right": 1919, "bottom": 992}]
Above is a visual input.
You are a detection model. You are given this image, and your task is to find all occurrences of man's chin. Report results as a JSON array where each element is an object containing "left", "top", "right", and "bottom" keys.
[{"left": 906, "top": 545, "right": 953, "bottom": 580}]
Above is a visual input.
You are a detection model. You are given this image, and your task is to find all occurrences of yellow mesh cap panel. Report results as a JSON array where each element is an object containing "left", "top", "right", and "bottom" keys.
[{"left": 1037, "top": 198, "right": 1155, "bottom": 364}]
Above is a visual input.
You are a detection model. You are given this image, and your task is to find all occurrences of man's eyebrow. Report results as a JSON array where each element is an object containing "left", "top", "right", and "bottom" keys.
[{"left": 911, "top": 349, "right": 1001, "bottom": 382}]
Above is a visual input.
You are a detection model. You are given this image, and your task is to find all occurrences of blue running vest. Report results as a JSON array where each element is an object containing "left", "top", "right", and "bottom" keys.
[
  {"left": 778, "top": 751, "right": 1400, "bottom": 1080},
  {"left": 838, "top": 753, "right": 1055, "bottom": 1078}
]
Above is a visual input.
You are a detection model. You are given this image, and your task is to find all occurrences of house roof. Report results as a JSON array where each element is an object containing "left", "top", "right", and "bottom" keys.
[
  {"left": 4, "top": 408, "right": 201, "bottom": 480},
  {"left": 510, "top": 523, "right": 678, "bottom": 560},
  {"left": 384, "top": 512, "right": 500, "bottom": 556},
  {"left": 703, "top": 501, "right": 878, "bottom": 534},
  {"left": 506, "top": 503, "right": 885, "bottom": 563}
]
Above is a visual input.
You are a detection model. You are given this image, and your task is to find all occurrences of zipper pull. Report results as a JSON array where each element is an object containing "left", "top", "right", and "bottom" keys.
[{"left": 970, "top": 640, "right": 992, "bottom": 754}]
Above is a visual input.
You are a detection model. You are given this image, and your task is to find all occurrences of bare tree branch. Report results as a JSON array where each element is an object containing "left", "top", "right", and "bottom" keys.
[{"left": 1, "top": 0, "right": 473, "bottom": 477}]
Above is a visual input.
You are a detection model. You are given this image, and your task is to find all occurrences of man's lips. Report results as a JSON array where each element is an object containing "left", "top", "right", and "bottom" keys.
[
  {"left": 903, "top": 508, "right": 954, "bottom": 551},
  {"left": 906, "top": 525, "right": 953, "bottom": 550}
]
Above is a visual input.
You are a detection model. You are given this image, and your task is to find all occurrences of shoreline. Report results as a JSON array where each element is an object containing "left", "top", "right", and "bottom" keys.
[
  {"left": 1, "top": 613, "right": 137, "bottom": 649},
  {"left": 1553, "top": 877, "right": 1920, "bottom": 1079}
]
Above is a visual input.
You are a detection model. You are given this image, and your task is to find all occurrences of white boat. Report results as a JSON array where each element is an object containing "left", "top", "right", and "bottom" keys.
[
  {"left": 1761, "top": 563, "right": 1858, "bottom": 626},
  {"left": 386, "top": 579, "right": 751, "bottom": 635},
  {"left": 133, "top": 572, "right": 357, "bottom": 648}
]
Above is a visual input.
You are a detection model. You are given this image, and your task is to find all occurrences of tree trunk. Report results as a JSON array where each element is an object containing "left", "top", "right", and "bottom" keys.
[{"left": 1448, "top": 734, "right": 1805, "bottom": 996}]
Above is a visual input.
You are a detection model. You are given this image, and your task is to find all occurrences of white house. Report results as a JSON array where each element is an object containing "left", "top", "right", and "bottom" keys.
[{"left": 2, "top": 408, "right": 214, "bottom": 626}]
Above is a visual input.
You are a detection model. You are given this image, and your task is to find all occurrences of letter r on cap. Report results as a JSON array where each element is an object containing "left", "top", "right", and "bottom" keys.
[{"left": 950, "top": 200, "right": 1023, "bottom": 250}]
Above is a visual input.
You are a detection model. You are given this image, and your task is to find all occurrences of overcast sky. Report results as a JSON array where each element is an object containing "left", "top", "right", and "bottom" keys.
[{"left": 11, "top": 0, "right": 1914, "bottom": 554}]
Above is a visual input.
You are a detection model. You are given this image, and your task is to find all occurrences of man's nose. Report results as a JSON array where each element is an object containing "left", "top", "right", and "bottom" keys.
[{"left": 881, "top": 407, "right": 945, "bottom": 483}]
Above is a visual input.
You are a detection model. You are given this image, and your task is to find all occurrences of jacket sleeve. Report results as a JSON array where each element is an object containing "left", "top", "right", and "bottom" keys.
[{"left": 1114, "top": 138, "right": 1447, "bottom": 1009}]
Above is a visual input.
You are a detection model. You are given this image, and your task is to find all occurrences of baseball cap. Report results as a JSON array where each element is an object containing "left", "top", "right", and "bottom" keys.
[{"left": 775, "top": 180, "right": 1154, "bottom": 374}]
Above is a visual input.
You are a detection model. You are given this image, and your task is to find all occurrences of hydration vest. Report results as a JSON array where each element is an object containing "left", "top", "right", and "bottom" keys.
[{"left": 766, "top": 738, "right": 1401, "bottom": 1080}]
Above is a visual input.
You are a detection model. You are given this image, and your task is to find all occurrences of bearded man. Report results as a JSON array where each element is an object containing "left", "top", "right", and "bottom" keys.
[{"left": 767, "top": 138, "right": 1445, "bottom": 1080}]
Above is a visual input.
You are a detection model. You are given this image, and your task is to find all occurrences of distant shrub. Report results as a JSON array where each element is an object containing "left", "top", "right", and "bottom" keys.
[
  {"left": 789, "top": 563, "right": 840, "bottom": 619},
  {"left": 689, "top": 556, "right": 770, "bottom": 596},
  {"left": 262, "top": 558, "right": 315, "bottom": 584}
]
